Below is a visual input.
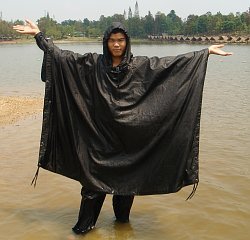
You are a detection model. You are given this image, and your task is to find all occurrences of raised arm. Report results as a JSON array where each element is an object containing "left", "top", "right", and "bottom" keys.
[
  {"left": 13, "top": 19, "right": 50, "bottom": 52},
  {"left": 208, "top": 44, "right": 233, "bottom": 56},
  {"left": 13, "top": 19, "right": 40, "bottom": 36}
]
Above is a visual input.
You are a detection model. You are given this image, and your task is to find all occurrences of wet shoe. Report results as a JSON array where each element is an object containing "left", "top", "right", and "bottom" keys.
[{"left": 72, "top": 225, "right": 95, "bottom": 235}]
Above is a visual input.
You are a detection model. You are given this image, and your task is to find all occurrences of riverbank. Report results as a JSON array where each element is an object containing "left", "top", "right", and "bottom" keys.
[
  {"left": 0, "top": 96, "right": 43, "bottom": 126},
  {"left": 0, "top": 37, "right": 101, "bottom": 45}
]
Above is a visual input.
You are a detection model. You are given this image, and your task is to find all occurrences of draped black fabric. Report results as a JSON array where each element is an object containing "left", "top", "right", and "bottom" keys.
[{"left": 36, "top": 23, "right": 209, "bottom": 195}]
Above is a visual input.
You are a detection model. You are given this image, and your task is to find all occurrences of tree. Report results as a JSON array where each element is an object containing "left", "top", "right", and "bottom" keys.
[
  {"left": 112, "top": 14, "right": 126, "bottom": 23},
  {"left": 143, "top": 11, "right": 155, "bottom": 35},
  {"left": 155, "top": 11, "right": 166, "bottom": 35},
  {"left": 0, "top": 20, "right": 14, "bottom": 37},
  {"left": 213, "top": 12, "right": 223, "bottom": 34},
  {"left": 166, "top": 10, "right": 183, "bottom": 35},
  {"left": 197, "top": 15, "right": 208, "bottom": 34},
  {"left": 240, "top": 9, "right": 250, "bottom": 33},
  {"left": 127, "top": 17, "right": 144, "bottom": 38},
  {"left": 222, "top": 20, "right": 236, "bottom": 33},
  {"left": 204, "top": 12, "right": 216, "bottom": 35},
  {"left": 4, "top": 6, "right": 250, "bottom": 40},
  {"left": 37, "top": 15, "right": 62, "bottom": 38},
  {"left": 184, "top": 14, "right": 199, "bottom": 35}
]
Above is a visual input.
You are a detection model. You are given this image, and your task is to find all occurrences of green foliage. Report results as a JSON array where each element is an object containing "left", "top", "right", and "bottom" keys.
[
  {"left": 0, "top": 20, "right": 22, "bottom": 38},
  {"left": 1, "top": 7, "right": 249, "bottom": 40},
  {"left": 37, "top": 15, "right": 62, "bottom": 39},
  {"left": 166, "top": 10, "right": 183, "bottom": 35},
  {"left": 143, "top": 11, "right": 154, "bottom": 35}
]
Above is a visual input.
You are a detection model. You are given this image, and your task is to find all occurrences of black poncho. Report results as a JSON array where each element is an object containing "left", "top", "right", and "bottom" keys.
[{"left": 35, "top": 23, "right": 209, "bottom": 195}]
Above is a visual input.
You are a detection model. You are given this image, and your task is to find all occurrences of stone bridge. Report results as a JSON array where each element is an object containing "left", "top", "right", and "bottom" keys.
[{"left": 148, "top": 35, "right": 249, "bottom": 43}]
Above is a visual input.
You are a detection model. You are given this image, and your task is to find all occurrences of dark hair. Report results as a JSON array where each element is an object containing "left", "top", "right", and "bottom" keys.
[
  {"left": 110, "top": 28, "right": 126, "bottom": 35},
  {"left": 109, "top": 28, "right": 128, "bottom": 44}
]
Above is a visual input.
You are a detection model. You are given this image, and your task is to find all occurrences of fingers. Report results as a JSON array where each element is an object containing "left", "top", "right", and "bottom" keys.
[
  {"left": 209, "top": 44, "right": 233, "bottom": 56},
  {"left": 12, "top": 24, "right": 30, "bottom": 34},
  {"left": 219, "top": 50, "right": 233, "bottom": 56},
  {"left": 216, "top": 45, "right": 233, "bottom": 56},
  {"left": 211, "top": 44, "right": 224, "bottom": 50},
  {"left": 12, "top": 25, "right": 21, "bottom": 29},
  {"left": 25, "top": 19, "right": 31, "bottom": 24},
  {"left": 218, "top": 50, "right": 233, "bottom": 56},
  {"left": 12, "top": 25, "right": 24, "bottom": 31},
  {"left": 25, "top": 19, "right": 33, "bottom": 26},
  {"left": 14, "top": 30, "right": 25, "bottom": 33}
]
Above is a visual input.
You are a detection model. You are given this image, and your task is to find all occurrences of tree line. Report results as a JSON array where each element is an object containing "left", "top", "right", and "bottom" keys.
[{"left": 1, "top": 8, "right": 249, "bottom": 40}]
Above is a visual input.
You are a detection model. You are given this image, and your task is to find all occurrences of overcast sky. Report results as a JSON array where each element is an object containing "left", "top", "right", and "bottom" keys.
[{"left": 1, "top": 0, "right": 249, "bottom": 22}]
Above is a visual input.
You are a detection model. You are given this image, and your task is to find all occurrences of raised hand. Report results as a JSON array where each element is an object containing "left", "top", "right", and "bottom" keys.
[
  {"left": 208, "top": 44, "right": 233, "bottom": 56},
  {"left": 13, "top": 19, "right": 40, "bottom": 36}
]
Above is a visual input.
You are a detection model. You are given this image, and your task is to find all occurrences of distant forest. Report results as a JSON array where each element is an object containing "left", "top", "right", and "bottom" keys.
[{"left": 1, "top": 5, "right": 250, "bottom": 39}]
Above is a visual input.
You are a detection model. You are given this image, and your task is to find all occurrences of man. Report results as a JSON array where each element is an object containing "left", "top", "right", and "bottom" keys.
[{"left": 13, "top": 20, "right": 232, "bottom": 235}]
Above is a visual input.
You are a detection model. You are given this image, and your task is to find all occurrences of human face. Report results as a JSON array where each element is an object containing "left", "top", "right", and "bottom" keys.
[{"left": 107, "top": 32, "right": 127, "bottom": 60}]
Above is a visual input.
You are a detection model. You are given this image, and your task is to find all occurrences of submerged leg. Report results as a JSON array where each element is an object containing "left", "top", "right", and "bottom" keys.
[
  {"left": 112, "top": 195, "right": 134, "bottom": 223},
  {"left": 72, "top": 188, "right": 106, "bottom": 235}
]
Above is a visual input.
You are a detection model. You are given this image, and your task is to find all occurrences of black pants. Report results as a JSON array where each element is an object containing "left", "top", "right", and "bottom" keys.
[{"left": 72, "top": 188, "right": 134, "bottom": 234}]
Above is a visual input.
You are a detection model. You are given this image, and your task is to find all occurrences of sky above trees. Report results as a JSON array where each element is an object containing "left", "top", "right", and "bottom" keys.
[{"left": 1, "top": 0, "right": 249, "bottom": 22}]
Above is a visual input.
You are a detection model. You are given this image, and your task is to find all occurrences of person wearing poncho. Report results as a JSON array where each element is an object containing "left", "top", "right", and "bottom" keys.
[{"left": 13, "top": 20, "right": 232, "bottom": 235}]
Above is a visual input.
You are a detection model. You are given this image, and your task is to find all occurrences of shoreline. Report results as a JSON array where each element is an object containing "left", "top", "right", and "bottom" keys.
[
  {"left": 0, "top": 37, "right": 100, "bottom": 45},
  {"left": 0, "top": 96, "right": 43, "bottom": 126}
]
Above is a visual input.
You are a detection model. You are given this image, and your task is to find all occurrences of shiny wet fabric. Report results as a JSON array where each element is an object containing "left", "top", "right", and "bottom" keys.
[{"left": 35, "top": 24, "right": 209, "bottom": 196}]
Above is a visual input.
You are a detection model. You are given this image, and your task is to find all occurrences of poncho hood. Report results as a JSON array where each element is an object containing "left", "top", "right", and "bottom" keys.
[{"left": 102, "top": 22, "right": 132, "bottom": 79}]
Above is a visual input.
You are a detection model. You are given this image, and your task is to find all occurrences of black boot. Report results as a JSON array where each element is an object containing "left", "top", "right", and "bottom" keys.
[
  {"left": 72, "top": 189, "right": 106, "bottom": 234},
  {"left": 112, "top": 195, "right": 134, "bottom": 223}
]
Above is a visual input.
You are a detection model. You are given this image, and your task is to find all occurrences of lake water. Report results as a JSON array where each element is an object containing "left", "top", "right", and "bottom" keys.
[{"left": 0, "top": 42, "right": 250, "bottom": 240}]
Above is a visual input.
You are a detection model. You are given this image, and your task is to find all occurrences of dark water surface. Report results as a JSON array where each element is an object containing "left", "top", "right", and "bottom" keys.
[{"left": 0, "top": 42, "right": 249, "bottom": 239}]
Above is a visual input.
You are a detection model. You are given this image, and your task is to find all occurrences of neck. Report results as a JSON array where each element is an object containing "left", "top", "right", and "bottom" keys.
[{"left": 112, "top": 56, "right": 122, "bottom": 67}]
